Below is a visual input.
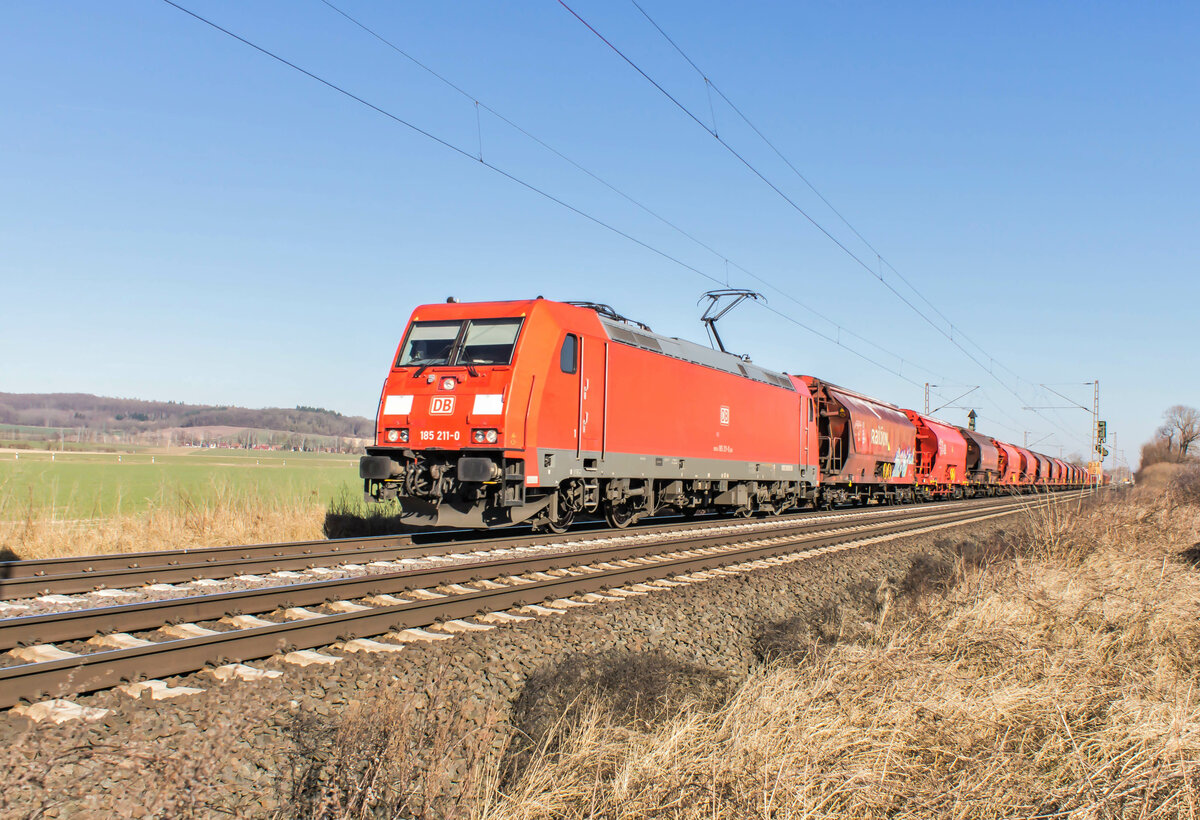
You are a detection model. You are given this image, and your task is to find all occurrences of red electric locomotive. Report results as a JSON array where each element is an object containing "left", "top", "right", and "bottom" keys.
[{"left": 360, "top": 298, "right": 818, "bottom": 529}]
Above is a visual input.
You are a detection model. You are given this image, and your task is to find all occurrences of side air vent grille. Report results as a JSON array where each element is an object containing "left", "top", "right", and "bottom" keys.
[
  {"left": 607, "top": 326, "right": 638, "bottom": 345},
  {"left": 598, "top": 319, "right": 793, "bottom": 391},
  {"left": 630, "top": 332, "right": 662, "bottom": 352}
]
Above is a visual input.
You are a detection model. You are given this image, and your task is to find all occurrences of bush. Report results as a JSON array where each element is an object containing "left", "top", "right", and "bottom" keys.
[{"left": 1168, "top": 463, "right": 1200, "bottom": 506}]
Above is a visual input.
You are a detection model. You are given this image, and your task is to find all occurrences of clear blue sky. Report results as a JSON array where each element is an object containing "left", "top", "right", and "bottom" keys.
[{"left": 2, "top": 1, "right": 1197, "bottom": 468}]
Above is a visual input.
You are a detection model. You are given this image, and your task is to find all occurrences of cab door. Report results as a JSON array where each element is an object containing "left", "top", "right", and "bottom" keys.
[{"left": 578, "top": 336, "right": 607, "bottom": 458}]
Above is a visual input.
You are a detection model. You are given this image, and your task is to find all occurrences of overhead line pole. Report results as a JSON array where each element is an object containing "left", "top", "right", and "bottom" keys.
[{"left": 1093, "top": 380, "right": 1101, "bottom": 486}]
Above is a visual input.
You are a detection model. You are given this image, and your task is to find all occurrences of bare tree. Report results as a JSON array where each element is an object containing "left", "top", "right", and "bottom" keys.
[{"left": 1162, "top": 405, "right": 1200, "bottom": 457}]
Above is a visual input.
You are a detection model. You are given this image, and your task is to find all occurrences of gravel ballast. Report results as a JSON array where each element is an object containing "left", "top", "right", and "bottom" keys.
[{"left": 1, "top": 518, "right": 1015, "bottom": 819}]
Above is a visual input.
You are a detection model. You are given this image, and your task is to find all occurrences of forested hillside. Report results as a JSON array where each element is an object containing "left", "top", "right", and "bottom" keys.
[{"left": 0, "top": 393, "right": 372, "bottom": 439}]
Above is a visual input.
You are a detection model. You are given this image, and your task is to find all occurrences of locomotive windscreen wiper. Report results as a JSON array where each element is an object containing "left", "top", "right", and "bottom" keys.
[{"left": 409, "top": 359, "right": 437, "bottom": 378}]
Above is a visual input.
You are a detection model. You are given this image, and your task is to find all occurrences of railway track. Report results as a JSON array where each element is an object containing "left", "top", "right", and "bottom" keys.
[
  {"left": 0, "top": 497, "right": 1006, "bottom": 600},
  {"left": 0, "top": 491, "right": 1086, "bottom": 713}
]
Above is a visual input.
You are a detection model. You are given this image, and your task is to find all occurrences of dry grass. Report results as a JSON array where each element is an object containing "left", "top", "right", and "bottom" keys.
[
  {"left": 275, "top": 664, "right": 504, "bottom": 820},
  {"left": 0, "top": 480, "right": 327, "bottom": 560},
  {"left": 0, "top": 483, "right": 419, "bottom": 561},
  {"left": 485, "top": 493, "right": 1200, "bottom": 819}
]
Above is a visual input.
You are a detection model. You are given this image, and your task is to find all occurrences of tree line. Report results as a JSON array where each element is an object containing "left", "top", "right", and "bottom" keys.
[
  {"left": 0, "top": 393, "right": 373, "bottom": 439},
  {"left": 1140, "top": 405, "right": 1199, "bottom": 469}
]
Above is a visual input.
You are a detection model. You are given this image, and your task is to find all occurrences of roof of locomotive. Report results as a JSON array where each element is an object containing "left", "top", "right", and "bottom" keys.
[
  {"left": 405, "top": 298, "right": 797, "bottom": 390},
  {"left": 597, "top": 317, "right": 796, "bottom": 390}
]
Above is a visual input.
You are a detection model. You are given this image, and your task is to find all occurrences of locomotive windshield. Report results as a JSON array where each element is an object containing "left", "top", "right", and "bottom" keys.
[
  {"left": 396, "top": 317, "right": 523, "bottom": 368},
  {"left": 458, "top": 318, "right": 522, "bottom": 364},
  {"left": 396, "top": 320, "right": 461, "bottom": 367}
]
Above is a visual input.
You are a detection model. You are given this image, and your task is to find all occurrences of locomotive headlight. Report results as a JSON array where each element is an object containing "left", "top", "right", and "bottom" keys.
[
  {"left": 472, "top": 428, "right": 498, "bottom": 444},
  {"left": 441, "top": 377, "right": 456, "bottom": 390},
  {"left": 385, "top": 428, "right": 408, "bottom": 443},
  {"left": 485, "top": 429, "right": 498, "bottom": 443}
]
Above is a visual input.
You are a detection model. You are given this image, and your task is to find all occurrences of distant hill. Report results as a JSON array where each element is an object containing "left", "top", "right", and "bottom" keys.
[{"left": 0, "top": 393, "right": 373, "bottom": 450}]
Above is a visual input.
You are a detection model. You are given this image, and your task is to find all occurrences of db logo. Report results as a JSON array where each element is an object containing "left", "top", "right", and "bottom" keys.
[
  {"left": 719, "top": 406, "right": 730, "bottom": 426},
  {"left": 429, "top": 396, "right": 455, "bottom": 415}
]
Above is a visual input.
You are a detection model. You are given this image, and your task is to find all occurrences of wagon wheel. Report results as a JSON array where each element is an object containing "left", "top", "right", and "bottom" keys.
[{"left": 605, "top": 501, "right": 637, "bottom": 529}]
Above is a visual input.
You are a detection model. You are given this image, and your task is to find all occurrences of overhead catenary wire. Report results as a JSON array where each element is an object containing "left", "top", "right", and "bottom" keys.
[
  {"left": 562, "top": 0, "right": 1086, "bottom": 444},
  {"left": 159, "top": 0, "right": 926, "bottom": 387},
  {"left": 556, "top": 0, "right": 963, "bottom": 343},
  {"left": 631, "top": 1, "right": 1094, "bottom": 445},
  {"left": 315, "top": 0, "right": 945, "bottom": 383},
  {"left": 631, "top": 0, "right": 1028, "bottom": 390}
]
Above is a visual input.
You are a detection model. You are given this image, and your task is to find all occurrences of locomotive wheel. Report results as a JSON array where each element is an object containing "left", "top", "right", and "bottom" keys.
[
  {"left": 605, "top": 502, "right": 637, "bottom": 529},
  {"left": 545, "top": 510, "right": 574, "bottom": 534}
]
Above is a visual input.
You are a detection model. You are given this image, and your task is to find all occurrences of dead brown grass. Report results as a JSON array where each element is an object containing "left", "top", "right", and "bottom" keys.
[
  {"left": 275, "top": 663, "right": 504, "bottom": 820},
  {"left": 484, "top": 494, "right": 1200, "bottom": 819},
  {"left": 0, "top": 482, "right": 326, "bottom": 561}
]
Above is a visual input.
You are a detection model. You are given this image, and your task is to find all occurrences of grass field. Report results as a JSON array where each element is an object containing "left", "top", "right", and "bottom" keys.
[
  {"left": 0, "top": 447, "right": 367, "bottom": 559},
  {"left": 0, "top": 447, "right": 359, "bottom": 520}
]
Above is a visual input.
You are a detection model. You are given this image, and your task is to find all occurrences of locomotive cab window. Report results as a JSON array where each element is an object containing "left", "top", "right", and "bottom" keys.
[
  {"left": 560, "top": 333, "right": 578, "bottom": 374},
  {"left": 396, "top": 317, "right": 523, "bottom": 368},
  {"left": 396, "top": 320, "right": 462, "bottom": 367},
  {"left": 458, "top": 318, "right": 523, "bottom": 365}
]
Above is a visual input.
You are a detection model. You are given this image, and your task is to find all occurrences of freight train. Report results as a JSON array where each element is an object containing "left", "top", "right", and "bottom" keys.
[{"left": 359, "top": 298, "right": 1087, "bottom": 530}]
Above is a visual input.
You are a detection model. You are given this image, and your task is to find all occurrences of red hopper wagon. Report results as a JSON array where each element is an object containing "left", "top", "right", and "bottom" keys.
[{"left": 903, "top": 410, "right": 969, "bottom": 500}]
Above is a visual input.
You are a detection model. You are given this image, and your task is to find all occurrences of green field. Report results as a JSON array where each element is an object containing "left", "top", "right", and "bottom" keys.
[{"left": 0, "top": 448, "right": 361, "bottom": 519}]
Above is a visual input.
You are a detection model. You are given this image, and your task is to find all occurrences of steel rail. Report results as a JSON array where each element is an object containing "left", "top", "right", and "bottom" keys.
[
  {"left": 0, "top": 493, "right": 1045, "bottom": 598},
  {"left": 0, "top": 513, "right": 795, "bottom": 599},
  {"left": 0, "top": 495, "right": 1040, "bottom": 651},
  {"left": 0, "top": 512, "right": 778, "bottom": 581},
  {"left": 0, "top": 494, "right": 1078, "bottom": 708}
]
